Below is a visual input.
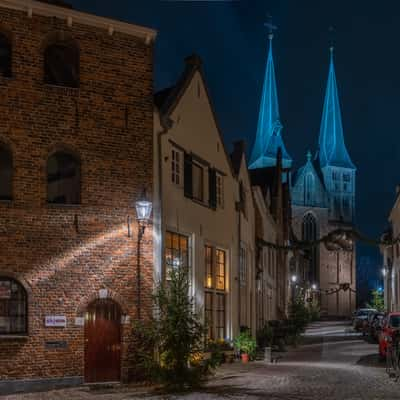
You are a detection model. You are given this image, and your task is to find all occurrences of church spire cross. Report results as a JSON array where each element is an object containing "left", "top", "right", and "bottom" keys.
[
  {"left": 264, "top": 14, "right": 277, "bottom": 41},
  {"left": 249, "top": 17, "right": 292, "bottom": 170}
]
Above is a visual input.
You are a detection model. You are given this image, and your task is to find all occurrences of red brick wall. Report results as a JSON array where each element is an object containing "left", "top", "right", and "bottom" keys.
[{"left": 0, "top": 6, "right": 154, "bottom": 383}]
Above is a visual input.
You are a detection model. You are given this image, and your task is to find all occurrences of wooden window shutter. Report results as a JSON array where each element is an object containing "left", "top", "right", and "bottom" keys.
[
  {"left": 184, "top": 152, "right": 193, "bottom": 198},
  {"left": 208, "top": 168, "right": 217, "bottom": 209}
]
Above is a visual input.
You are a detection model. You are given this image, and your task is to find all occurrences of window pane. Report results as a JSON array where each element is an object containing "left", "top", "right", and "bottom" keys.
[
  {"left": 192, "top": 163, "right": 203, "bottom": 201},
  {"left": 205, "top": 245, "right": 213, "bottom": 288},
  {"left": 47, "top": 151, "right": 80, "bottom": 204},
  {"left": 0, "top": 144, "right": 12, "bottom": 200},
  {"left": 0, "top": 34, "right": 11, "bottom": 77},
  {"left": 216, "top": 249, "right": 225, "bottom": 290},
  {"left": 0, "top": 278, "right": 27, "bottom": 335},
  {"left": 164, "top": 231, "right": 189, "bottom": 280},
  {"left": 44, "top": 42, "right": 79, "bottom": 88},
  {"left": 205, "top": 291, "right": 213, "bottom": 339},
  {"left": 216, "top": 293, "right": 225, "bottom": 339}
]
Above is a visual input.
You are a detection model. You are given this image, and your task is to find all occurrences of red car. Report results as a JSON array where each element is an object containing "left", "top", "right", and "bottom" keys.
[{"left": 379, "top": 312, "right": 400, "bottom": 359}]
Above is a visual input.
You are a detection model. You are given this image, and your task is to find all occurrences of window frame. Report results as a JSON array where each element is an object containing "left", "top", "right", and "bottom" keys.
[
  {"left": 216, "top": 173, "right": 224, "bottom": 209},
  {"left": 0, "top": 142, "right": 13, "bottom": 201},
  {"left": 44, "top": 38, "right": 80, "bottom": 88},
  {"left": 47, "top": 150, "right": 81, "bottom": 205},
  {"left": 0, "top": 32, "right": 12, "bottom": 78},
  {"left": 164, "top": 231, "right": 190, "bottom": 281},
  {"left": 191, "top": 161, "right": 204, "bottom": 202},
  {"left": 204, "top": 245, "right": 227, "bottom": 339},
  {"left": 171, "top": 147, "right": 182, "bottom": 186},
  {"left": 0, "top": 277, "right": 28, "bottom": 336}
]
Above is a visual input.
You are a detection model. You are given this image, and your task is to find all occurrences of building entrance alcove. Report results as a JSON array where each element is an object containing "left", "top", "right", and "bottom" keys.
[{"left": 84, "top": 298, "right": 121, "bottom": 383}]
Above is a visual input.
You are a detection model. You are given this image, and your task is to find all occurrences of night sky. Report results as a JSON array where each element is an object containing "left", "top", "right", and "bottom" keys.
[{"left": 72, "top": 0, "right": 399, "bottom": 282}]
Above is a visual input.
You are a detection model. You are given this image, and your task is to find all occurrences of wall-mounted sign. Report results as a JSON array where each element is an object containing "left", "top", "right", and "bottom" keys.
[
  {"left": 74, "top": 317, "right": 84, "bottom": 326},
  {"left": 121, "top": 315, "right": 130, "bottom": 325},
  {"left": 45, "top": 315, "right": 67, "bottom": 327},
  {"left": 99, "top": 289, "right": 108, "bottom": 299},
  {"left": 45, "top": 340, "right": 68, "bottom": 349}
]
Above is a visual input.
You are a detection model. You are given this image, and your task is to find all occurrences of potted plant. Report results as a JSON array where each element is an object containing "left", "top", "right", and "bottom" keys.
[{"left": 234, "top": 330, "right": 256, "bottom": 363}]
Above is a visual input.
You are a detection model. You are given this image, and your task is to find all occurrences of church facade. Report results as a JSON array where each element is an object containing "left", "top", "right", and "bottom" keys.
[
  {"left": 291, "top": 49, "right": 356, "bottom": 317},
  {"left": 249, "top": 30, "right": 356, "bottom": 317}
]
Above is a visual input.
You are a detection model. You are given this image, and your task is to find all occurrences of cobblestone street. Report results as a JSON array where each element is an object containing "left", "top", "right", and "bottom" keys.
[{"left": 3, "top": 321, "right": 400, "bottom": 400}]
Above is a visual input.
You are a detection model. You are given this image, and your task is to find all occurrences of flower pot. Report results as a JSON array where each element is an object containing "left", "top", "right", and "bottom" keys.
[{"left": 241, "top": 353, "right": 249, "bottom": 363}]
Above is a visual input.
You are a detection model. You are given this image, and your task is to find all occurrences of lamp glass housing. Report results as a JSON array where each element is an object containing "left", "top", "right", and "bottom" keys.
[{"left": 135, "top": 200, "right": 152, "bottom": 223}]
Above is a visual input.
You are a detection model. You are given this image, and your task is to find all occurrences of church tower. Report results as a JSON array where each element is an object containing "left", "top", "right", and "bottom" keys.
[
  {"left": 318, "top": 47, "right": 356, "bottom": 222},
  {"left": 249, "top": 29, "right": 292, "bottom": 169},
  {"left": 291, "top": 47, "right": 356, "bottom": 317}
]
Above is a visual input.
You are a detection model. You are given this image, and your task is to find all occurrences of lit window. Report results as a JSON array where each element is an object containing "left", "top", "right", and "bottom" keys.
[
  {"left": 0, "top": 143, "right": 12, "bottom": 200},
  {"left": 0, "top": 33, "right": 12, "bottom": 78},
  {"left": 164, "top": 231, "right": 189, "bottom": 280},
  {"left": 216, "top": 249, "right": 226, "bottom": 291},
  {"left": 192, "top": 162, "right": 203, "bottom": 202},
  {"left": 0, "top": 277, "right": 27, "bottom": 335},
  {"left": 204, "top": 246, "right": 226, "bottom": 339},
  {"left": 216, "top": 174, "right": 224, "bottom": 208},
  {"left": 44, "top": 37, "right": 79, "bottom": 88},
  {"left": 205, "top": 245, "right": 213, "bottom": 289},
  {"left": 171, "top": 148, "right": 181, "bottom": 185},
  {"left": 47, "top": 151, "right": 80, "bottom": 204}
]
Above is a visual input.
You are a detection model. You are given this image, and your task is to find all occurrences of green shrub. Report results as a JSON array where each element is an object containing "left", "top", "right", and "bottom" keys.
[
  {"left": 234, "top": 329, "right": 256, "bottom": 358},
  {"left": 131, "top": 267, "right": 210, "bottom": 391}
]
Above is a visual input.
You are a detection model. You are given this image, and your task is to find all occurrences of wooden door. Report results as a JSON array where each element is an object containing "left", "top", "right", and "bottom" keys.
[{"left": 84, "top": 299, "right": 121, "bottom": 383}]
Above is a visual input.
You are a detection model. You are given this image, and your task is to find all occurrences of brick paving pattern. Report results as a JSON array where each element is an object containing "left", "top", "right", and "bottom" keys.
[{"left": 3, "top": 321, "right": 400, "bottom": 400}]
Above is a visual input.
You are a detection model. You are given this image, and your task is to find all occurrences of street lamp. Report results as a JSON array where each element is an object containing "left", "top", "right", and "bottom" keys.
[
  {"left": 291, "top": 275, "right": 298, "bottom": 283},
  {"left": 135, "top": 189, "right": 152, "bottom": 320},
  {"left": 311, "top": 283, "right": 317, "bottom": 291}
]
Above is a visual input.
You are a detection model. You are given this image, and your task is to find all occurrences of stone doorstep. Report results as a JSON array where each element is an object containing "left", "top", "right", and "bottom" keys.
[{"left": 0, "top": 376, "right": 83, "bottom": 396}]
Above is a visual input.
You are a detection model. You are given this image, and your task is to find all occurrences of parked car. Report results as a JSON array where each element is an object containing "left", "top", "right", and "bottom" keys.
[
  {"left": 353, "top": 308, "right": 377, "bottom": 331},
  {"left": 369, "top": 312, "right": 385, "bottom": 342},
  {"left": 379, "top": 312, "right": 400, "bottom": 359}
]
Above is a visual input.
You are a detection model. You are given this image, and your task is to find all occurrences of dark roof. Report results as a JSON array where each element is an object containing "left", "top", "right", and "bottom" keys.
[
  {"left": 154, "top": 53, "right": 235, "bottom": 177},
  {"left": 37, "top": 0, "right": 73, "bottom": 9},
  {"left": 249, "top": 167, "right": 277, "bottom": 199},
  {"left": 230, "top": 140, "right": 246, "bottom": 176},
  {"left": 154, "top": 86, "right": 175, "bottom": 109}
]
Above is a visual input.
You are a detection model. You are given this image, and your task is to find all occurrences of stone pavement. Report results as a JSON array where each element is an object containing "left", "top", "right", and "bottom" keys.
[{"left": 3, "top": 320, "right": 400, "bottom": 400}]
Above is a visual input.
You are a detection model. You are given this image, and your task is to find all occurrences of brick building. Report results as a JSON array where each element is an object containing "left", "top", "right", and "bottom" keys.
[{"left": 0, "top": 0, "right": 156, "bottom": 393}]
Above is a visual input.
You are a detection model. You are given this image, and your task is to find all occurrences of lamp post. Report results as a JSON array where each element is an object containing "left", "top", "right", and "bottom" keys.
[{"left": 135, "top": 190, "right": 152, "bottom": 320}]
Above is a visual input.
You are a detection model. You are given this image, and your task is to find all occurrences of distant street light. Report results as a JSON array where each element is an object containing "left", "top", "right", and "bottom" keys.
[
  {"left": 312, "top": 283, "right": 317, "bottom": 290},
  {"left": 291, "top": 275, "right": 297, "bottom": 283}
]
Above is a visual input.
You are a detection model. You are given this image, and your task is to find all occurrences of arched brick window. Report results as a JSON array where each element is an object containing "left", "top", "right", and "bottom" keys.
[
  {"left": 0, "top": 277, "right": 27, "bottom": 335},
  {"left": 0, "top": 32, "right": 11, "bottom": 77},
  {"left": 0, "top": 142, "right": 12, "bottom": 200},
  {"left": 47, "top": 150, "right": 80, "bottom": 204},
  {"left": 44, "top": 36, "right": 79, "bottom": 87}
]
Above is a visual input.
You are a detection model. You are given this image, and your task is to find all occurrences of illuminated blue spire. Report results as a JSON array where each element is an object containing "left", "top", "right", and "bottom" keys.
[
  {"left": 249, "top": 34, "right": 292, "bottom": 169},
  {"left": 318, "top": 48, "right": 355, "bottom": 169}
]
